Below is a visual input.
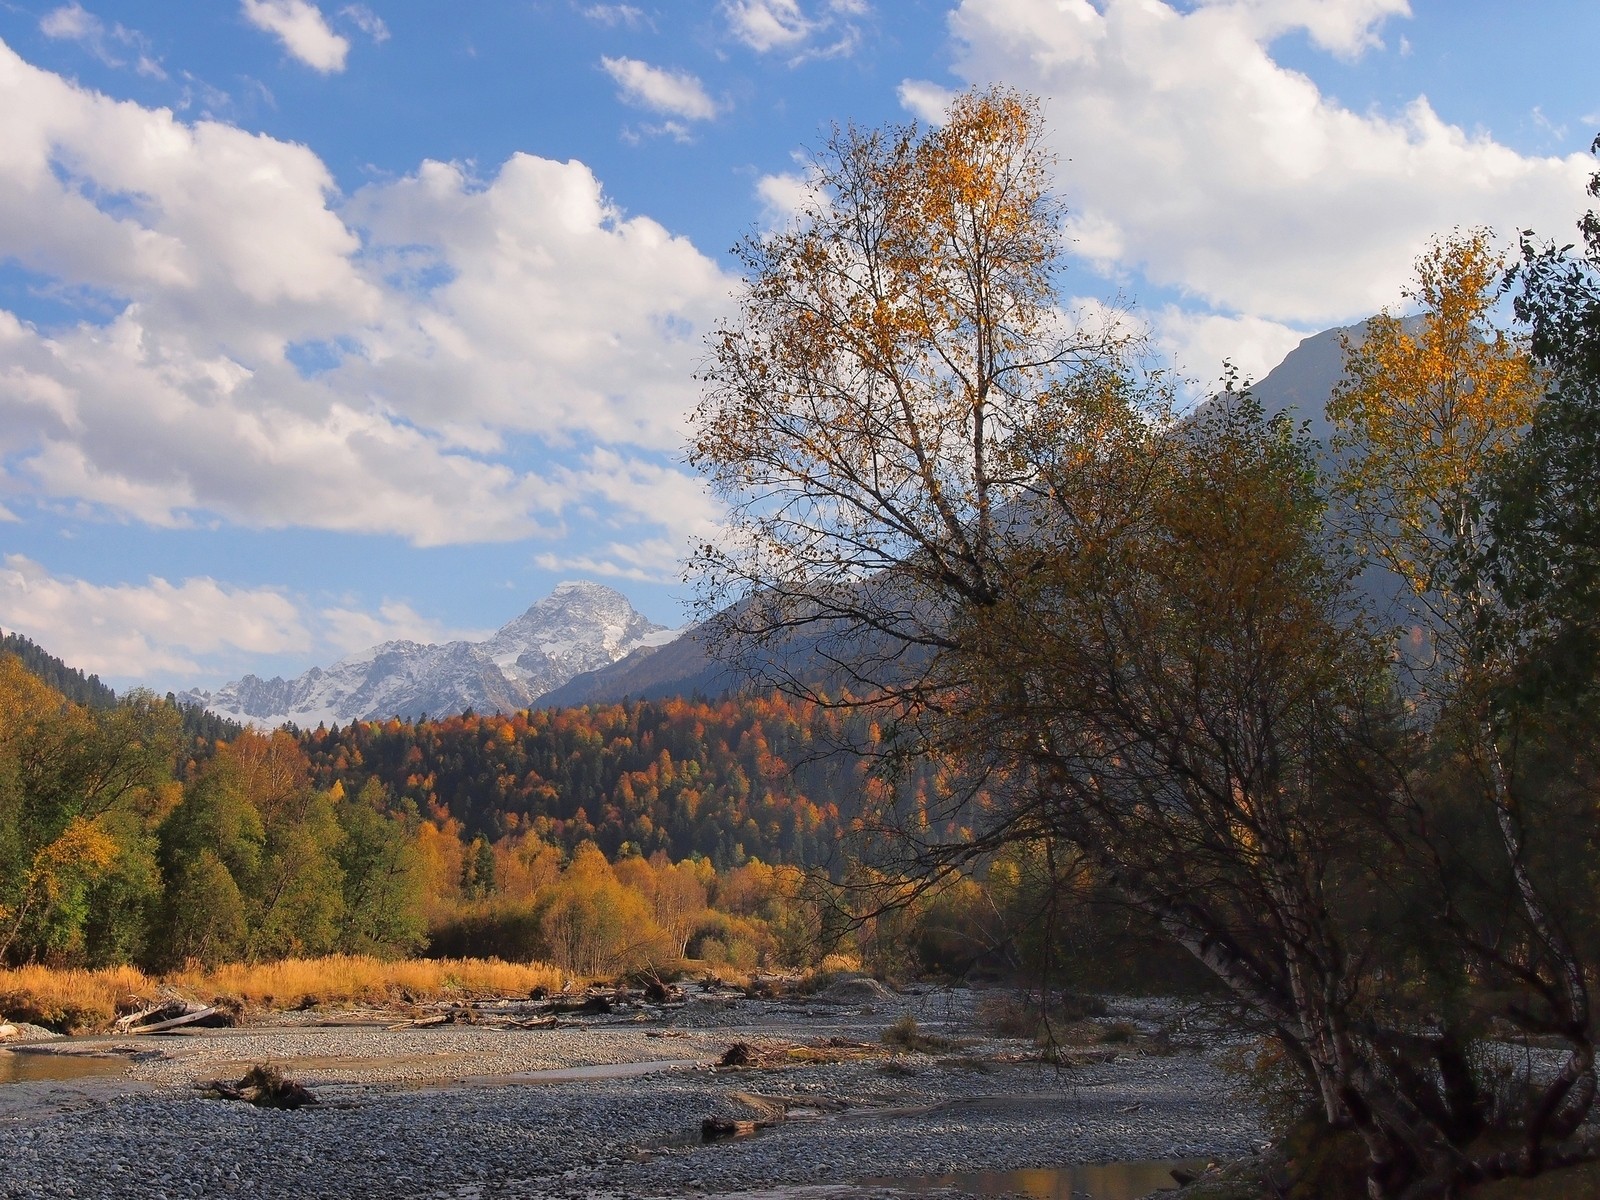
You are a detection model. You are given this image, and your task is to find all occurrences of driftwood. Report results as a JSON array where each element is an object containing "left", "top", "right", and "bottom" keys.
[
  {"left": 380, "top": 984, "right": 690, "bottom": 1032},
  {"left": 203, "top": 1064, "right": 317, "bottom": 1109},
  {"left": 701, "top": 1091, "right": 825, "bottom": 1142},
  {"left": 115, "top": 1000, "right": 222, "bottom": 1035}
]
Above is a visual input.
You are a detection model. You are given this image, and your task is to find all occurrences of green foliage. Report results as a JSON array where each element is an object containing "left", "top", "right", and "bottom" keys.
[
  {"left": 1472, "top": 145, "right": 1600, "bottom": 718},
  {"left": 164, "top": 848, "right": 250, "bottom": 967},
  {"left": 0, "top": 629, "right": 117, "bottom": 710},
  {"left": 335, "top": 780, "right": 427, "bottom": 957},
  {"left": 249, "top": 787, "right": 346, "bottom": 960},
  {"left": 79, "top": 821, "right": 163, "bottom": 967},
  {"left": 0, "top": 659, "right": 181, "bottom": 964},
  {"left": 461, "top": 835, "right": 496, "bottom": 900},
  {"left": 298, "top": 696, "right": 887, "bottom": 868}
]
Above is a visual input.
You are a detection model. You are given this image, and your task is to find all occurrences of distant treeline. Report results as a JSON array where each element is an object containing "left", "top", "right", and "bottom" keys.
[
  {"left": 0, "top": 629, "right": 117, "bottom": 709},
  {"left": 298, "top": 696, "right": 934, "bottom": 869}
]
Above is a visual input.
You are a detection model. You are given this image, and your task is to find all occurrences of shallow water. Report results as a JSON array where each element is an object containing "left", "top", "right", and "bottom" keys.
[
  {"left": 0, "top": 1048, "right": 128, "bottom": 1085},
  {"left": 862, "top": 1159, "right": 1202, "bottom": 1199}
]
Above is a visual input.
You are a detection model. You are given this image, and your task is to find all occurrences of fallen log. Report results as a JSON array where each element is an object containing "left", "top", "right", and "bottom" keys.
[{"left": 121, "top": 1005, "right": 221, "bottom": 1035}]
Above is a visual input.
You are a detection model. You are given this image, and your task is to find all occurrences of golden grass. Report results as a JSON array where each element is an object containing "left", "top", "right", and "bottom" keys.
[
  {"left": 0, "top": 955, "right": 565, "bottom": 1033},
  {"left": 0, "top": 963, "right": 158, "bottom": 1033},
  {"left": 172, "top": 955, "right": 565, "bottom": 1009}
]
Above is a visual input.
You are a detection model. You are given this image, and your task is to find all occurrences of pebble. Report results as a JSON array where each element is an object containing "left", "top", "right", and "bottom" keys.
[{"left": 0, "top": 992, "right": 1261, "bottom": 1199}]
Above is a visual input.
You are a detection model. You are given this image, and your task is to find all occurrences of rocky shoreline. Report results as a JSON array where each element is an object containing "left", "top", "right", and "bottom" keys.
[{"left": 0, "top": 988, "right": 1263, "bottom": 1200}]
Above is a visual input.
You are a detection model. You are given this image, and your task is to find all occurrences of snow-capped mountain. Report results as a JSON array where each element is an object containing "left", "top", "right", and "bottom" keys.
[{"left": 182, "top": 581, "right": 678, "bottom": 728}]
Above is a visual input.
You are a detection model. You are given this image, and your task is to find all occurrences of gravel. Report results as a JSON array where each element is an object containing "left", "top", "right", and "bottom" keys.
[{"left": 0, "top": 990, "right": 1262, "bottom": 1200}]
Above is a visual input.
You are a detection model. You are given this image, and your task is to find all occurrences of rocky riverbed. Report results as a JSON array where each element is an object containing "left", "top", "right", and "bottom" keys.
[{"left": 0, "top": 985, "right": 1263, "bottom": 1200}]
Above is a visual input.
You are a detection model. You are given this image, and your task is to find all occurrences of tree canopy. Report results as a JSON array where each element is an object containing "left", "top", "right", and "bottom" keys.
[{"left": 689, "top": 87, "right": 1600, "bottom": 1199}]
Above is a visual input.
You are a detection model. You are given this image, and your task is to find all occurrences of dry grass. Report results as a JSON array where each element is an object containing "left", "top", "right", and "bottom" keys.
[
  {"left": 0, "top": 963, "right": 158, "bottom": 1033},
  {"left": 1, "top": 955, "right": 565, "bottom": 1033},
  {"left": 173, "top": 955, "right": 564, "bottom": 1010},
  {"left": 882, "top": 1013, "right": 963, "bottom": 1053}
]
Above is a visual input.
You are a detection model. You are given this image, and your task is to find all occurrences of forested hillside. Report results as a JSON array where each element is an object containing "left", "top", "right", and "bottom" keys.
[
  {"left": 1, "top": 650, "right": 1026, "bottom": 978},
  {"left": 0, "top": 629, "right": 117, "bottom": 710},
  {"left": 298, "top": 695, "right": 937, "bottom": 868}
]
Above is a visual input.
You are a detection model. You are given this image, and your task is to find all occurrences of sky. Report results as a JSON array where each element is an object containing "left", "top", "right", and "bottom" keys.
[{"left": 0, "top": 0, "right": 1595, "bottom": 695}]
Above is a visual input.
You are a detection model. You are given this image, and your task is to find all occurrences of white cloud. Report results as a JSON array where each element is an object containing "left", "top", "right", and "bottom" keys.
[
  {"left": 563, "top": 448, "right": 723, "bottom": 540},
  {"left": 533, "top": 542, "right": 688, "bottom": 583},
  {"left": 755, "top": 170, "right": 818, "bottom": 226},
  {"left": 40, "top": 3, "right": 165, "bottom": 78},
  {"left": 535, "top": 448, "right": 723, "bottom": 582},
  {"left": 931, "top": 0, "right": 1594, "bottom": 326},
  {"left": 0, "top": 554, "right": 309, "bottom": 680},
  {"left": 896, "top": 79, "right": 952, "bottom": 124},
  {"left": 0, "top": 556, "right": 503, "bottom": 685},
  {"left": 0, "top": 43, "right": 732, "bottom": 569},
  {"left": 581, "top": 4, "right": 649, "bottom": 29},
  {"left": 1220, "top": 0, "right": 1411, "bottom": 59},
  {"left": 338, "top": 4, "right": 388, "bottom": 43},
  {"left": 318, "top": 599, "right": 481, "bottom": 654},
  {"left": 721, "top": 0, "right": 868, "bottom": 61},
  {"left": 240, "top": 0, "right": 349, "bottom": 73},
  {"left": 346, "top": 154, "right": 731, "bottom": 451},
  {"left": 724, "top": 0, "right": 812, "bottom": 51},
  {"left": 600, "top": 56, "right": 720, "bottom": 122},
  {"left": 40, "top": 3, "right": 96, "bottom": 41},
  {"left": 1154, "top": 307, "right": 1310, "bottom": 394}
]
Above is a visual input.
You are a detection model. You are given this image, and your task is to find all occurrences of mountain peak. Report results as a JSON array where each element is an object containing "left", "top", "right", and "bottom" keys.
[
  {"left": 551, "top": 579, "right": 612, "bottom": 595},
  {"left": 184, "top": 582, "right": 677, "bottom": 728}
]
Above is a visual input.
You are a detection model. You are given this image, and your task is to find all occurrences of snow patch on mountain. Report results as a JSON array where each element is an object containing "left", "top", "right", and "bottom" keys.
[{"left": 181, "top": 582, "right": 676, "bottom": 728}]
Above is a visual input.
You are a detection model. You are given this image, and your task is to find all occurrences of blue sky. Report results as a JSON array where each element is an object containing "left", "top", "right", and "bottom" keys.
[{"left": 0, "top": 0, "right": 1595, "bottom": 694}]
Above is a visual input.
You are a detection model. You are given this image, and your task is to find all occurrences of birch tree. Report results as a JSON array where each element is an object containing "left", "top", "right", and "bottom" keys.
[{"left": 691, "top": 91, "right": 1597, "bottom": 1198}]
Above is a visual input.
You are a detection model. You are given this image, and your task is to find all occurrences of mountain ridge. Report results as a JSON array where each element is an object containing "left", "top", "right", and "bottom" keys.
[
  {"left": 182, "top": 581, "right": 678, "bottom": 728},
  {"left": 536, "top": 323, "right": 1366, "bottom": 708}
]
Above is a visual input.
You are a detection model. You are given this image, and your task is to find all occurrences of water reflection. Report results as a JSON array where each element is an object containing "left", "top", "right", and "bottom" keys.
[{"left": 0, "top": 1049, "right": 128, "bottom": 1085}]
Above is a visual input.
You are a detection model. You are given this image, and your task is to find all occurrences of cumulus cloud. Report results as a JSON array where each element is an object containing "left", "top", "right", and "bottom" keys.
[
  {"left": 318, "top": 599, "right": 482, "bottom": 654},
  {"left": 0, "top": 554, "right": 309, "bottom": 680},
  {"left": 928, "top": 0, "right": 1593, "bottom": 326},
  {"left": 721, "top": 0, "right": 868, "bottom": 61},
  {"left": 535, "top": 448, "right": 724, "bottom": 582},
  {"left": 1222, "top": 0, "right": 1412, "bottom": 59},
  {"left": 0, "top": 556, "right": 498, "bottom": 685},
  {"left": 240, "top": 0, "right": 349, "bottom": 73},
  {"left": 1154, "top": 307, "right": 1310, "bottom": 394},
  {"left": 755, "top": 170, "right": 818, "bottom": 227},
  {"left": 896, "top": 79, "right": 953, "bottom": 124},
  {"left": 600, "top": 56, "right": 720, "bottom": 122},
  {"left": 0, "top": 41, "right": 733, "bottom": 574},
  {"left": 345, "top": 154, "right": 730, "bottom": 451}
]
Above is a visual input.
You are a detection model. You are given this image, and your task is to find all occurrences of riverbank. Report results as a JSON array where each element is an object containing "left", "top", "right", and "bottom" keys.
[{"left": 0, "top": 987, "right": 1263, "bottom": 1200}]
